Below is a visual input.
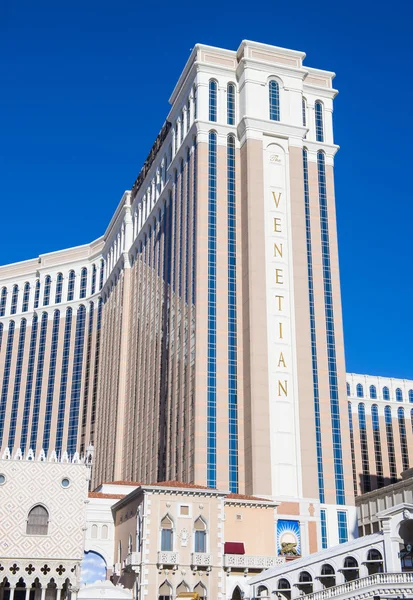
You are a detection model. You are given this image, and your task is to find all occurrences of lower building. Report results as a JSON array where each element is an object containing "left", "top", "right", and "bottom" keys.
[
  {"left": 248, "top": 503, "right": 413, "bottom": 600},
  {"left": 0, "top": 451, "right": 90, "bottom": 600}
]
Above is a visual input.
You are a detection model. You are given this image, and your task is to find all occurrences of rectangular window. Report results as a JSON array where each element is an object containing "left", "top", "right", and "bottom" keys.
[
  {"left": 337, "top": 510, "right": 348, "bottom": 544},
  {"left": 320, "top": 509, "right": 328, "bottom": 549},
  {"left": 161, "top": 528, "right": 173, "bottom": 551},
  {"left": 194, "top": 531, "right": 206, "bottom": 553}
]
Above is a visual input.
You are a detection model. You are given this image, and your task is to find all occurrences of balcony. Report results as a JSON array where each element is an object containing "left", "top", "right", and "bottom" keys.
[
  {"left": 157, "top": 551, "right": 179, "bottom": 569},
  {"left": 303, "top": 572, "right": 413, "bottom": 600},
  {"left": 224, "top": 554, "right": 285, "bottom": 571},
  {"left": 191, "top": 553, "right": 212, "bottom": 569},
  {"left": 124, "top": 552, "right": 140, "bottom": 573}
]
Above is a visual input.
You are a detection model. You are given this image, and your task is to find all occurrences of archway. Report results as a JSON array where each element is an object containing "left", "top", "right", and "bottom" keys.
[
  {"left": 231, "top": 587, "right": 242, "bottom": 600},
  {"left": 80, "top": 551, "right": 107, "bottom": 584}
]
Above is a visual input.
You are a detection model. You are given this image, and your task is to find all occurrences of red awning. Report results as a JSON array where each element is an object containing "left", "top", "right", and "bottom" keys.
[{"left": 224, "top": 542, "right": 245, "bottom": 555}]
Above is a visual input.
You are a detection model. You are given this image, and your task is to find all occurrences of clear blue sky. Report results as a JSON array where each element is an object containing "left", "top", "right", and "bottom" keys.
[{"left": 1, "top": 0, "right": 412, "bottom": 378}]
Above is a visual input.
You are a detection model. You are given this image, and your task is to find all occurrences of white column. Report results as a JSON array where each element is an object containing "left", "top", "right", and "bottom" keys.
[
  {"left": 40, "top": 587, "right": 46, "bottom": 600},
  {"left": 56, "top": 588, "right": 62, "bottom": 600},
  {"left": 25, "top": 587, "right": 31, "bottom": 600},
  {"left": 9, "top": 587, "right": 15, "bottom": 600}
]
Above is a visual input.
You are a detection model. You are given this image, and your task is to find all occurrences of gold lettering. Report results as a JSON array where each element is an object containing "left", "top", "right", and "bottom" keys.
[
  {"left": 278, "top": 380, "right": 288, "bottom": 396},
  {"left": 272, "top": 191, "right": 282, "bottom": 208},
  {"left": 273, "top": 218, "right": 282, "bottom": 233},
  {"left": 275, "top": 269, "right": 283, "bottom": 285},
  {"left": 278, "top": 352, "right": 287, "bottom": 368},
  {"left": 279, "top": 322, "right": 283, "bottom": 339},
  {"left": 275, "top": 295, "right": 284, "bottom": 311},
  {"left": 274, "top": 243, "right": 283, "bottom": 257}
]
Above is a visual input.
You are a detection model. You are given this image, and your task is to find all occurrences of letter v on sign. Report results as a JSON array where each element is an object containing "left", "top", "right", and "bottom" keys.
[{"left": 272, "top": 191, "right": 282, "bottom": 208}]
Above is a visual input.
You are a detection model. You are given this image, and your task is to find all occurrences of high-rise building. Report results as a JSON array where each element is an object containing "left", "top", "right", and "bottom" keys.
[{"left": 1, "top": 40, "right": 408, "bottom": 550}]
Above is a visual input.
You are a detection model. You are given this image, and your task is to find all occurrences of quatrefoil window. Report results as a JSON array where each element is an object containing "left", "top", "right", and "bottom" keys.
[
  {"left": 25, "top": 564, "right": 35, "bottom": 575},
  {"left": 41, "top": 565, "right": 50, "bottom": 575},
  {"left": 56, "top": 565, "right": 66, "bottom": 576},
  {"left": 10, "top": 564, "right": 20, "bottom": 575}
]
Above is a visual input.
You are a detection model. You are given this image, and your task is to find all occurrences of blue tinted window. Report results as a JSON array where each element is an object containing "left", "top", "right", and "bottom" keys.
[
  {"left": 302, "top": 98, "right": 307, "bottom": 128},
  {"left": 43, "top": 276, "right": 51, "bottom": 306},
  {"left": 269, "top": 80, "right": 280, "bottom": 121},
  {"left": 42, "top": 310, "right": 61, "bottom": 452},
  {"left": 385, "top": 406, "right": 397, "bottom": 482},
  {"left": 10, "top": 285, "right": 19, "bottom": 315},
  {"left": 337, "top": 511, "right": 348, "bottom": 544},
  {"left": 315, "top": 101, "right": 324, "bottom": 142},
  {"left": 33, "top": 279, "right": 40, "bottom": 309},
  {"left": 409, "top": 390, "right": 413, "bottom": 403},
  {"left": 67, "top": 270, "right": 75, "bottom": 301},
  {"left": 398, "top": 407, "right": 409, "bottom": 471},
  {"left": 7, "top": 319, "right": 27, "bottom": 450},
  {"left": 55, "top": 308, "right": 73, "bottom": 453},
  {"left": 303, "top": 149, "right": 324, "bottom": 503},
  {"left": 348, "top": 402, "right": 358, "bottom": 496},
  {"left": 370, "top": 385, "right": 377, "bottom": 399},
  {"left": 209, "top": 80, "right": 217, "bottom": 122},
  {"left": 320, "top": 509, "right": 328, "bottom": 549},
  {"left": 0, "top": 287, "right": 7, "bottom": 317},
  {"left": 396, "top": 388, "right": 403, "bottom": 402},
  {"left": 30, "top": 312, "right": 48, "bottom": 451},
  {"left": 91, "top": 264, "right": 96, "bottom": 295},
  {"left": 0, "top": 321, "right": 16, "bottom": 444},
  {"left": 346, "top": 382, "right": 350, "bottom": 396},
  {"left": 358, "top": 403, "right": 370, "bottom": 493},
  {"left": 227, "top": 83, "right": 235, "bottom": 125},
  {"left": 20, "top": 314, "right": 38, "bottom": 450},
  {"left": 67, "top": 305, "right": 87, "bottom": 454},
  {"left": 80, "top": 267, "right": 88, "bottom": 299},
  {"left": 55, "top": 273, "right": 63, "bottom": 303},
  {"left": 99, "top": 260, "right": 105, "bottom": 290},
  {"left": 356, "top": 383, "right": 364, "bottom": 398},
  {"left": 22, "top": 282, "right": 30, "bottom": 313},
  {"left": 371, "top": 405, "right": 384, "bottom": 487},
  {"left": 207, "top": 131, "right": 217, "bottom": 488},
  {"left": 383, "top": 386, "right": 390, "bottom": 400}
]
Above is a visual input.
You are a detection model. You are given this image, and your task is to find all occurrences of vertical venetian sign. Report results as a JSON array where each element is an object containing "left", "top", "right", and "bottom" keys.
[{"left": 265, "top": 143, "right": 299, "bottom": 497}]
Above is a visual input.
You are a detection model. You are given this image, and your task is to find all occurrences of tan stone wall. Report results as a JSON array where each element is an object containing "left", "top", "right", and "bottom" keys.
[{"left": 224, "top": 504, "right": 276, "bottom": 555}]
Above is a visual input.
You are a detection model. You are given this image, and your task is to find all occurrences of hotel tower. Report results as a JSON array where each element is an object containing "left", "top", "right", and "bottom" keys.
[{"left": 2, "top": 40, "right": 410, "bottom": 551}]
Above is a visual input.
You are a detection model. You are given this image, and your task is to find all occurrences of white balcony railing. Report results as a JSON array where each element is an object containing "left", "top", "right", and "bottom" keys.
[
  {"left": 224, "top": 555, "right": 285, "bottom": 570},
  {"left": 304, "top": 572, "right": 413, "bottom": 600},
  {"left": 191, "top": 552, "right": 212, "bottom": 568},
  {"left": 157, "top": 551, "right": 179, "bottom": 567},
  {"left": 124, "top": 552, "right": 140, "bottom": 568}
]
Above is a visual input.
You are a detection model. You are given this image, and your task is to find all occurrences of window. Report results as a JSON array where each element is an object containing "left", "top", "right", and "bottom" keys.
[
  {"left": 161, "top": 515, "right": 173, "bottom": 551},
  {"left": 33, "top": 279, "right": 40, "bottom": 309},
  {"left": 80, "top": 267, "right": 88, "bottom": 299},
  {"left": 383, "top": 386, "right": 390, "bottom": 400},
  {"left": 128, "top": 534, "right": 133, "bottom": 553},
  {"left": 0, "top": 287, "right": 7, "bottom": 316},
  {"left": 337, "top": 511, "right": 348, "bottom": 544},
  {"left": 43, "top": 276, "right": 51, "bottom": 306},
  {"left": 227, "top": 83, "right": 235, "bottom": 125},
  {"left": 7, "top": 318, "right": 27, "bottom": 450},
  {"left": 180, "top": 505, "right": 189, "bottom": 516},
  {"left": 102, "top": 524, "right": 108, "bottom": 539},
  {"left": 358, "top": 403, "right": 370, "bottom": 492},
  {"left": 91, "top": 264, "right": 97, "bottom": 295},
  {"left": 315, "top": 100, "right": 324, "bottom": 142},
  {"left": 42, "top": 310, "right": 60, "bottom": 453},
  {"left": 396, "top": 388, "right": 403, "bottom": 402},
  {"left": 55, "top": 273, "right": 63, "bottom": 304},
  {"left": 0, "top": 321, "right": 16, "bottom": 444},
  {"left": 320, "top": 564, "right": 335, "bottom": 589},
  {"left": 409, "top": 390, "right": 413, "bottom": 403},
  {"left": 209, "top": 79, "right": 217, "bottom": 122},
  {"left": 371, "top": 405, "right": 384, "bottom": 488},
  {"left": 67, "top": 305, "right": 87, "bottom": 454},
  {"left": 193, "top": 583, "right": 206, "bottom": 600},
  {"left": 366, "top": 549, "right": 383, "bottom": 574},
  {"left": 398, "top": 407, "right": 409, "bottom": 471},
  {"left": 187, "top": 98, "right": 191, "bottom": 132},
  {"left": 269, "top": 80, "right": 280, "bottom": 121},
  {"left": 385, "top": 405, "right": 397, "bottom": 482},
  {"left": 320, "top": 509, "right": 328, "bottom": 549},
  {"left": 194, "top": 517, "right": 207, "bottom": 553},
  {"left": 257, "top": 586, "right": 268, "bottom": 598},
  {"left": 91, "top": 524, "right": 98, "bottom": 539},
  {"left": 370, "top": 385, "right": 377, "bottom": 399},
  {"left": 193, "top": 85, "right": 197, "bottom": 119},
  {"left": 180, "top": 111, "right": 184, "bottom": 143},
  {"left": 356, "top": 383, "right": 364, "bottom": 398},
  {"left": 10, "top": 285, "right": 19, "bottom": 315},
  {"left": 22, "top": 282, "right": 30, "bottom": 312},
  {"left": 297, "top": 572, "right": 312, "bottom": 595},
  {"left": 99, "top": 259, "right": 105, "bottom": 290},
  {"left": 27, "top": 505, "right": 49, "bottom": 535},
  {"left": 346, "top": 382, "right": 350, "bottom": 396},
  {"left": 29, "top": 312, "right": 48, "bottom": 451},
  {"left": 67, "top": 270, "right": 75, "bottom": 301},
  {"left": 277, "top": 579, "right": 291, "bottom": 600},
  {"left": 302, "top": 97, "right": 307, "bottom": 127},
  {"left": 342, "top": 556, "right": 358, "bottom": 581},
  {"left": 176, "top": 583, "right": 189, "bottom": 596},
  {"left": 158, "top": 582, "right": 172, "bottom": 600}
]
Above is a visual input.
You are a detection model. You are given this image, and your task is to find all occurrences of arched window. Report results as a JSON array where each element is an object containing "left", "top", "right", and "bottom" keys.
[
  {"left": 319, "top": 564, "right": 335, "bottom": 589},
  {"left": 370, "top": 385, "right": 377, "bottom": 399},
  {"left": 409, "top": 390, "right": 413, "bottom": 403},
  {"left": 371, "top": 405, "right": 384, "bottom": 487},
  {"left": 398, "top": 407, "right": 409, "bottom": 471},
  {"left": 176, "top": 583, "right": 189, "bottom": 595},
  {"left": 227, "top": 83, "right": 235, "bottom": 125},
  {"left": 193, "top": 583, "right": 206, "bottom": 600},
  {"left": 0, "top": 287, "right": 7, "bottom": 316},
  {"left": 194, "top": 517, "right": 207, "bottom": 553},
  {"left": 99, "top": 259, "right": 105, "bottom": 290},
  {"left": 346, "top": 382, "right": 350, "bottom": 396},
  {"left": 302, "top": 97, "right": 307, "bottom": 128},
  {"left": 277, "top": 579, "right": 291, "bottom": 600},
  {"left": 158, "top": 581, "right": 172, "bottom": 600},
  {"left": 91, "top": 264, "right": 97, "bottom": 295},
  {"left": 385, "top": 405, "right": 397, "bottom": 482},
  {"left": 33, "top": 279, "right": 40, "bottom": 309},
  {"left": 366, "top": 549, "right": 383, "bottom": 574},
  {"left": 257, "top": 586, "right": 268, "bottom": 598},
  {"left": 161, "top": 515, "right": 173, "bottom": 551},
  {"left": 80, "top": 268, "right": 88, "bottom": 299},
  {"left": 396, "top": 388, "right": 403, "bottom": 402},
  {"left": 269, "top": 80, "right": 280, "bottom": 121},
  {"left": 22, "top": 282, "right": 30, "bottom": 312},
  {"left": 315, "top": 101, "right": 324, "bottom": 142},
  {"left": 193, "top": 84, "right": 197, "bottom": 120},
  {"left": 26, "top": 505, "right": 49, "bottom": 535},
  {"left": 187, "top": 98, "right": 191, "bottom": 132},
  {"left": 55, "top": 273, "right": 63, "bottom": 304},
  {"left": 209, "top": 79, "right": 217, "bottom": 122},
  {"left": 67, "top": 270, "right": 75, "bottom": 301},
  {"left": 297, "top": 572, "right": 312, "bottom": 595},
  {"left": 43, "top": 276, "right": 51, "bottom": 306},
  {"left": 10, "top": 284, "right": 19, "bottom": 315},
  {"left": 180, "top": 111, "right": 184, "bottom": 143},
  {"left": 358, "top": 403, "right": 370, "bottom": 492},
  {"left": 91, "top": 524, "right": 98, "bottom": 539},
  {"left": 128, "top": 534, "right": 133, "bottom": 553},
  {"left": 356, "top": 383, "right": 364, "bottom": 398},
  {"left": 342, "top": 556, "right": 359, "bottom": 582},
  {"left": 102, "top": 524, "right": 108, "bottom": 539},
  {"left": 383, "top": 386, "right": 390, "bottom": 400}
]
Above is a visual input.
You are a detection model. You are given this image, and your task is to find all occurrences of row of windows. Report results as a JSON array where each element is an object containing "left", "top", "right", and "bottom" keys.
[
  {"left": 0, "top": 262, "right": 103, "bottom": 317},
  {"left": 208, "top": 80, "right": 236, "bottom": 125},
  {"left": 158, "top": 581, "right": 206, "bottom": 600},
  {"left": 350, "top": 401, "right": 412, "bottom": 493},
  {"left": 348, "top": 382, "right": 413, "bottom": 402},
  {"left": 160, "top": 514, "right": 207, "bottom": 553},
  {"left": 271, "top": 551, "right": 383, "bottom": 599}
]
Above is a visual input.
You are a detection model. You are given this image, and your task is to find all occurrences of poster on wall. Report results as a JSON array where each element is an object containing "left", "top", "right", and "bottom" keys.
[{"left": 277, "top": 519, "right": 301, "bottom": 556}]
